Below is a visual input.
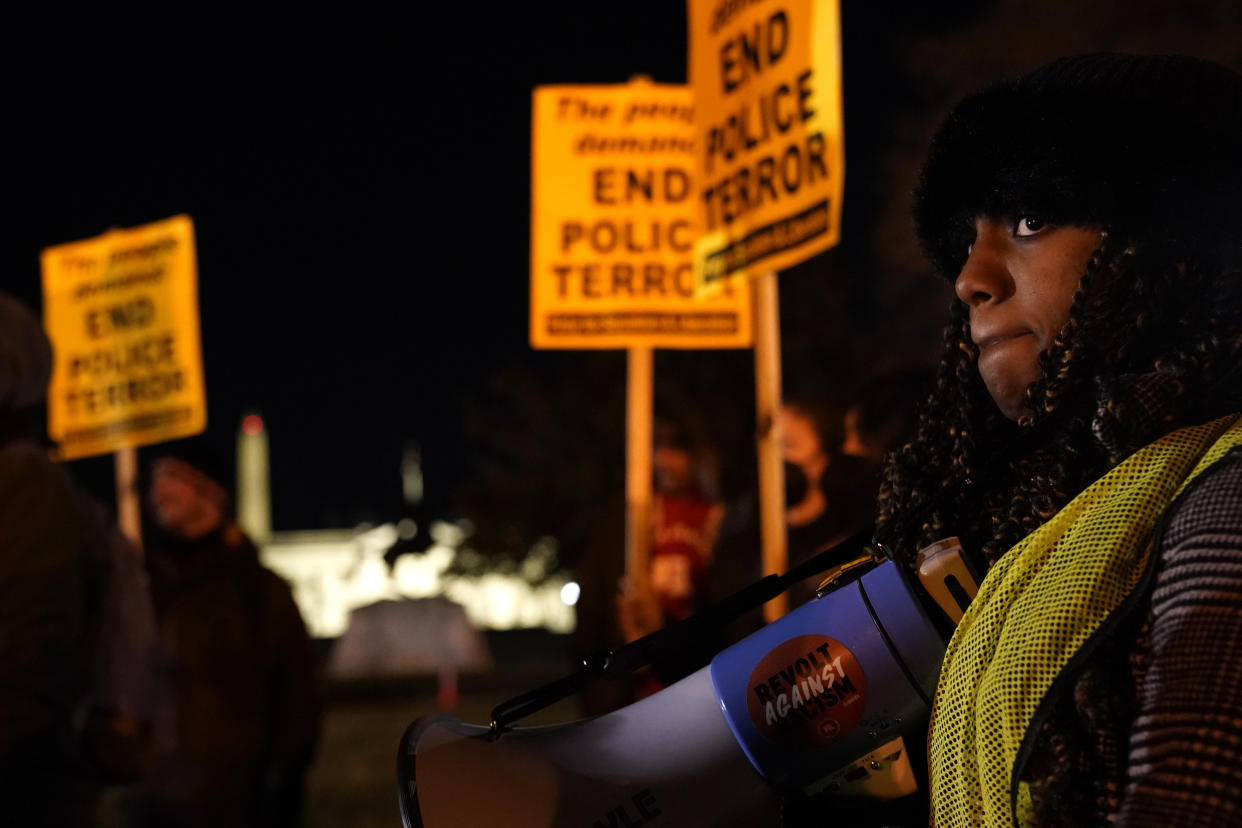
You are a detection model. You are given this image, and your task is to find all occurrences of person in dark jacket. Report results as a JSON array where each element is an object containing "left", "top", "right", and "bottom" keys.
[
  {"left": 0, "top": 292, "right": 98, "bottom": 826},
  {"left": 127, "top": 447, "right": 319, "bottom": 828},
  {"left": 0, "top": 292, "right": 159, "bottom": 827}
]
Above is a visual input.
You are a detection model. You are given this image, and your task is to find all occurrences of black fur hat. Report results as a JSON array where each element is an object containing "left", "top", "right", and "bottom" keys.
[{"left": 915, "top": 53, "right": 1242, "bottom": 280}]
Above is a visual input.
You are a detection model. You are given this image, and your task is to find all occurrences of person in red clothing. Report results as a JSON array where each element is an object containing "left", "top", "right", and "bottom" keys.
[
  {"left": 648, "top": 424, "right": 725, "bottom": 624},
  {"left": 616, "top": 421, "right": 724, "bottom": 696}
]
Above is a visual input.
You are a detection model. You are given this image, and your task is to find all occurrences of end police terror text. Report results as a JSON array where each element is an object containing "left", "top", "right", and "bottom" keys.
[
  {"left": 63, "top": 293, "right": 185, "bottom": 418},
  {"left": 702, "top": 8, "right": 829, "bottom": 231},
  {"left": 553, "top": 166, "right": 698, "bottom": 299}
]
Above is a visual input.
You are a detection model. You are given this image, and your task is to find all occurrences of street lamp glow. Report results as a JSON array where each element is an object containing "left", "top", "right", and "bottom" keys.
[{"left": 560, "top": 581, "right": 581, "bottom": 606}]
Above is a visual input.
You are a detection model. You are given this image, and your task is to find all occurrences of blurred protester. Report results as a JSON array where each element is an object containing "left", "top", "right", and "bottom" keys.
[
  {"left": 647, "top": 421, "right": 725, "bottom": 625},
  {"left": 841, "top": 367, "right": 931, "bottom": 464},
  {"left": 0, "top": 292, "right": 159, "bottom": 827},
  {"left": 126, "top": 444, "right": 318, "bottom": 828},
  {"left": 670, "top": 401, "right": 869, "bottom": 638},
  {"left": 779, "top": 397, "right": 881, "bottom": 605},
  {"left": 617, "top": 420, "right": 725, "bottom": 695}
]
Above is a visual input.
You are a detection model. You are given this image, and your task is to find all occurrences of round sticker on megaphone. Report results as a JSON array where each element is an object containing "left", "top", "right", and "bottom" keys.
[{"left": 746, "top": 635, "right": 867, "bottom": 749}]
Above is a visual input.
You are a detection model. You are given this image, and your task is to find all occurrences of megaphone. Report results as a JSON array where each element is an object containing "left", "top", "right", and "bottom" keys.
[{"left": 398, "top": 538, "right": 978, "bottom": 827}]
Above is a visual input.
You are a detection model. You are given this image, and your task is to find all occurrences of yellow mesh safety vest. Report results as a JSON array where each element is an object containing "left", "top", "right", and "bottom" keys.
[{"left": 928, "top": 414, "right": 1242, "bottom": 828}]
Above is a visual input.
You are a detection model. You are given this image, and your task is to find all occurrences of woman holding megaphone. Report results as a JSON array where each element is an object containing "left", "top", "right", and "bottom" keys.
[{"left": 871, "top": 52, "right": 1242, "bottom": 827}]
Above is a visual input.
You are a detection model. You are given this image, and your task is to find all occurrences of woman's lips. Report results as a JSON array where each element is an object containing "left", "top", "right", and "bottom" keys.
[{"left": 975, "top": 330, "right": 1033, "bottom": 351}]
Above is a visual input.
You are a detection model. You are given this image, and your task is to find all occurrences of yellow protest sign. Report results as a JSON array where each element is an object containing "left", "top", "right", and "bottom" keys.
[
  {"left": 531, "top": 81, "right": 752, "bottom": 349},
  {"left": 689, "top": 0, "right": 844, "bottom": 289},
  {"left": 41, "top": 215, "right": 206, "bottom": 460}
]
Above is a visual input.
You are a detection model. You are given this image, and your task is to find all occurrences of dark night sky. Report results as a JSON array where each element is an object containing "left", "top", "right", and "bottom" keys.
[
  {"left": 5, "top": 3, "right": 702, "bottom": 530},
  {"left": 8, "top": 2, "right": 1240, "bottom": 542}
]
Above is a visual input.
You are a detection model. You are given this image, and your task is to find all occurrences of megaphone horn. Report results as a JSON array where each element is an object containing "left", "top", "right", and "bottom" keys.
[{"left": 399, "top": 542, "right": 973, "bottom": 827}]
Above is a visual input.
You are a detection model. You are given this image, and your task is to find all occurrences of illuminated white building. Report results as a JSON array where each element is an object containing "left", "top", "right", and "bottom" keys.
[{"left": 236, "top": 416, "right": 578, "bottom": 638}]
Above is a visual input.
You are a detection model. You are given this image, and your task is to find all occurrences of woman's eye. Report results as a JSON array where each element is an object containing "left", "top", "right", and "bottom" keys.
[{"left": 1014, "top": 216, "right": 1045, "bottom": 237}]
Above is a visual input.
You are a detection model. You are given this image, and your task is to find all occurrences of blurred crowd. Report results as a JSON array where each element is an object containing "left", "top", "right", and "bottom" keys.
[
  {"left": 1, "top": 280, "right": 933, "bottom": 821},
  {"left": 0, "top": 291, "right": 319, "bottom": 828},
  {"left": 606, "top": 369, "right": 929, "bottom": 705}
]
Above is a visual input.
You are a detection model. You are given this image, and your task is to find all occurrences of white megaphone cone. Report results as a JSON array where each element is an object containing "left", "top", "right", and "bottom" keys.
[{"left": 402, "top": 666, "right": 780, "bottom": 828}]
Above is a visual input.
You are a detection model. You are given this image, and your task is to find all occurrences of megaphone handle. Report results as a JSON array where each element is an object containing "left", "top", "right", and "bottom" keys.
[
  {"left": 490, "top": 657, "right": 606, "bottom": 733},
  {"left": 914, "top": 537, "right": 980, "bottom": 624}
]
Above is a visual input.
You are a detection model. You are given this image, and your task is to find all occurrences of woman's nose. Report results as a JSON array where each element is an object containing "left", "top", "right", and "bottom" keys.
[{"left": 954, "top": 220, "right": 1011, "bottom": 307}]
